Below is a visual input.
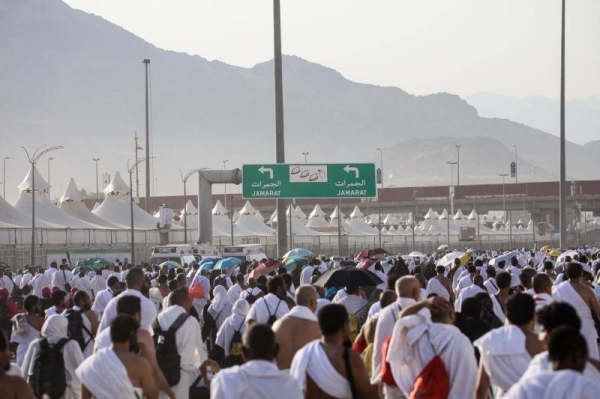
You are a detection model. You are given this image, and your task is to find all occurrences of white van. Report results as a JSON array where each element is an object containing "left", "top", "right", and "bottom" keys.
[
  {"left": 149, "top": 244, "right": 197, "bottom": 267},
  {"left": 221, "top": 244, "right": 267, "bottom": 262}
]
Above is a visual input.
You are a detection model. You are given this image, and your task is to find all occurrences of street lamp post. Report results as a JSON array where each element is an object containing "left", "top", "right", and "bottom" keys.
[
  {"left": 47, "top": 157, "right": 54, "bottom": 198},
  {"left": 134, "top": 133, "right": 142, "bottom": 198},
  {"left": 222, "top": 160, "right": 228, "bottom": 210},
  {"left": 499, "top": 172, "right": 509, "bottom": 224},
  {"left": 302, "top": 152, "right": 309, "bottom": 164},
  {"left": 142, "top": 59, "right": 151, "bottom": 212},
  {"left": 513, "top": 145, "right": 518, "bottom": 183},
  {"left": 180, "top": 168, "right": 206, "bottom": 244},
  {"left": 447, "top": 161, "right": 457, "bottom": 215},
  {"left": 22, "top": 145, "right": 63, "bottom": 266},
  {"left": 559, "top": 0, "right": 567, "bottom": 248},
  {"left": 455, "top": 145, "right": 461, "bottom": 186},
  {"left": 376, "top": 148, "right": 384, "bottom": 248},
  {"left": 92, "top": 158, "right": 101, "bottom": 199},
  {"left": 129, "top": 157, "right": 152, "bottom": 265},
  {"left": 3, "top": 157, "right": 9, "bottom": 199}
]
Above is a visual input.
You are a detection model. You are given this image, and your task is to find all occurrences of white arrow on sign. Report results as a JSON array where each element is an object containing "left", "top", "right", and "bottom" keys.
[
  {"left": 258, "top": 166, "right": 274, "bottom": 179},
  {"left": 343, "top": 165, "right": 359, "bottom": 179}
]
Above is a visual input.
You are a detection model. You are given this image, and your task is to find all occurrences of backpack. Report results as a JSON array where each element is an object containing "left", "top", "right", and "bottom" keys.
[
  {"left": 245, "top": 289, "right": 259, "bottom": 305},
  {"left": 65, "top": 308, "right": 94, "bottom": 352},
  {"left": 264, "top": 299, "right": 281, "bottom": 327},
  {"left": 347, "top": 304, "right": 367, "bottom": 343},
  {"left": 152, "top": 313, "right": 189, "bottom": 386},
  {"left": 189, "top": 283, "right": 205, "bottom": 299},
  {"left": 409, "top": 332, "right": 450, "bottom": 399},
  {"left": 30, "top": 338, "right": 69, "bottom": 399},
  {"left": 224, "top": 320, "right": 245, "bottom": 367}
]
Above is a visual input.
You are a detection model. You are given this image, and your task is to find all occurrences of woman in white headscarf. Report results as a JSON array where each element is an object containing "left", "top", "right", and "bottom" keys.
[
  {"left": 21, "top": 314, "right": 84, "bottom": 399},
  {"left": 215, "top": 299, "right": 249, "bottom": 356},
  {"left": 207, "top": 285, "right": 233, "bottom": 330}
]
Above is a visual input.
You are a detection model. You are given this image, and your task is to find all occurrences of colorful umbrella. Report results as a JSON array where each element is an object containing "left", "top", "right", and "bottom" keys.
[
  {"left": 72, "top": 265, "right": 95, "bottom": 274},
  {"left": 284, "top": 257, "right": 309, "bottom": 272},
  {"left": 250, "top": 259, "right": 282, "bottom": 278},
  {"left": 356, "top": 259, "right": 375, "bottom": 270},
  {"left": 215, "top": 257, "right": 242, "bottom": 270},
  {"left": 159, "top": 261, "right": 182, "bottom": 270},
  {"left": 0, "top": 262, "right": 10, "bottom": 271},
  {"left": 314, "top": 266, "right": 383, "bottom": 288},
  {"left": 200, "top": 260, "right": 217, "bottom": 272},
  {"left": 355, "top": 248, "right": 388, "bottom": 261},
  {"left": 283, "top": 248, "right": 313, "bottom": 259}
]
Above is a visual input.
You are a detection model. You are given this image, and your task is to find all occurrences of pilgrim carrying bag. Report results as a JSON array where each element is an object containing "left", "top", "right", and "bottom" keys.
[
  {"left": 152, "top": 313, "right": 189, "bottom": 386},
  {"left": 30, "top": 338, "right": 69, "bottom": 399},
  {"left": 409, "top": 332, "right": 450, "bottom": 399}
]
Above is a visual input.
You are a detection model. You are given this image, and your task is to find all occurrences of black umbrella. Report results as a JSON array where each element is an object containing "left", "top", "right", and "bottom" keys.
[{"left": 314, "top": 266, "right": 383, "bottom": 288}]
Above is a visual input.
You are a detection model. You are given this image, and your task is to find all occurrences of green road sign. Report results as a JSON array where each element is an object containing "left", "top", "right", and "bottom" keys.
[{"left": 242, "top": 163, "right": 377, "bottom": 199}]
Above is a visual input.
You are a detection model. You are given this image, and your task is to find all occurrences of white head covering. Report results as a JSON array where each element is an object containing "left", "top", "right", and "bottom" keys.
[
  {"left": 232, "top": 299, "right": 250, "bottom": 317},
  {"left": 210, "top": 285, "right": 232, "bottom": 313},
  {"left": 42, "top": 314, "right": 69, "bottom": 342}
]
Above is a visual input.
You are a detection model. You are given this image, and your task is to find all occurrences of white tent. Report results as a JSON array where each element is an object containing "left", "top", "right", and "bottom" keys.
[
  {"left": 383, "top": 213, "right": 399, "bottom": 226},
  {"left": 93, "top": 172, "right": 158, "bottom": 230},
  {"left": 58, "top": 178, "right": 120, "bottom": 228},
  {"left": 439, "top": 209, "right": 449, "bottom": 220},
  {"left": 212, "top": 201, "right": 228, "bottom": 216},
  {"left": 306, "top": 204, "right": 335, "bottom": 231},
  {"left": 349, "top": 206, "right": 364, "bottom": 219},
  {"left": 182, "top": 200, "right": 198, "bottom": 216},
  {"left": 424, "top": 208, "right": 437, "bottom": 220},
  {"left": 294, "top": 205, "right": 308, "bottom": 220},
  {"left": 453, "top": 209, "right": 467, "bottom": 220},
  {"left": 91, "top": 202, "right": 101, "bottom": 212},
  {"left": 255, "top": 210, "right": 265, "bottom": 222},
  {"left": 330, "top": 206, "right": 346, "bottom": 220},
  {"left": 14, "top": 167, "right": 102, "bottom": 229},
  {"left": 467, "top": 209, "right": 478, "bottom": 220},
  {"left": 0, "top": 194, "right": 57, "bottom": 228},
  {"left": 268, "top": 206, "right": 320, "bottom": 235},
  {"left": 235, "top": 201, "right": 276, "bottom": 236}
]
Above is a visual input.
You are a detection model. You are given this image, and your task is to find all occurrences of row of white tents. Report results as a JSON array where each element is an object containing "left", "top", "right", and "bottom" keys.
[{"left": 1, "top": 167, "right": 589, "bottom": 239}]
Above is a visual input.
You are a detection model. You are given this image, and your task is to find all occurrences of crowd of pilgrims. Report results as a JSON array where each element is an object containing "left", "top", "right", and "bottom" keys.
[{"left": 1, "top": 248, "right": 600, "bottom": 398}]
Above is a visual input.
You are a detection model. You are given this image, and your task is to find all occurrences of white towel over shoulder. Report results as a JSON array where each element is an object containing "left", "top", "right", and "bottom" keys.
[{"left": 75, "top": 348, "right": 138, "bottom": 399}]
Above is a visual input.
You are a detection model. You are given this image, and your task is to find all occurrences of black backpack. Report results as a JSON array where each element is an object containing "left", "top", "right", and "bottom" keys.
[
  {"left": 65, "top": 308, "right": 94, "bottom": 352},
  {"left": 30, "top": 338, "right": 69, "bottom": 399},
  {"left": 245, "top": 289, "right": 258, "bottom": 305},
  {"left": 224, "top": 320, "right": 245, "bottom": 367},
  {"left": 264, "top": 299, "right": 281, "bottom": 327},
  {"left": 152, "top": 313, "right": 189, "bottom": 387}
]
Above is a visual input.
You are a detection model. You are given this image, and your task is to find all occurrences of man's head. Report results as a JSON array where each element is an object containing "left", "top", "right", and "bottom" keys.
[
  {"left": 24, "top": 294, "right": 39, "bottom": 314},
  {"left": 566, "top": 262, "right": 583, "bottom": 281},
  {"left": 248, "top": 277, "right": 257, "bottom": 288},
  {"left": 242, "top": 323, "right": 278, "bottom": 362},
  {"left": 267, "top": 276, "right": 286, "bottom": 296},
  {"left": 169, "top": 288, "right": 192, "bottom": 312},
  {"left": 435, "top": 266, "right": 445, "bottom": 275},
  {"left": 454, "top": 258, "right": 461, "bottom": 268},
  {"left": 346, "top": 285, "right": 359, "bottom": 295},
  {"left": 548, "top": 326, "right": 588, "bottom": 373},
  {"left": 511, "top": 257, "right": 519, "bottom": 267},
  {"left": 468, "top": 265, "right": 477, "bottom": 275},
  {"left": 532, "top": 273, "right": 553, "bottom": 295},
  {"left": 496, "top": 271, "right": 512, "bottom": 290},
  {"left": 414, "top": 273, "right": 427, "bottom": 289},
  {"left": 73, "top": 291, "right": 91, "bottom": 310},
  {"left": 536, "top": 302, "right": 580, "bottom": 346},
  {"left": 318, "top": 304, "right": 348, "bottom": 339},
  {"left": 379, "top": 290, "right": 398, "bottom": 309},
  {"left": 236, "top": 273, "right": 245, "bottom": 285},
  {"left": 506, "top": 293, "right": 535, "bottom": 328},
  {"left": 544, "top": 261, "right": 554, "bottom": 272},
  {"left": 473, "top": 275, "right": 484, "bottom": 288},
  {"left": 396, "top": 276, "right": 421, "bottom": 301},
  {"left": 430, "top": 298, "right": 455, "bottom": 324},
  {"left": 51, "top": 290, "right": 67, "bottom": 309},
  {"left": 295, "top": 285, "right": 318, "bottom": 313},
  {"left": 176, "top": 273, "right": 186, "bottom": 288},
  {"left": 126, "top": 268, "right": 145, "bottom": 291},
  {"left": 157, "top": 274, "right": 168, "bottom": 286},
  {"left": 281, "top": 274, "right": 293, "bottom": 291},
  {"left": 117, "top": 295, "right": 142, "bottom": 324},
  {"left": 110, "top": 314, "right": 139, "bottom": 346},
  {"left": 486, "top": 267, "right": 496, "bottom": 278},
  {"left": 519, "top": 269, "right": 537, "bottom": 290},
  {"left": 107, "top": 275, "right": 119, "bottom": 291}
]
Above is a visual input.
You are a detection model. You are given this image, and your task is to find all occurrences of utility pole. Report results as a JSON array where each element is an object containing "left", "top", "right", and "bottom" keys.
[
  {"left": 559, "top": 0, "right": 567, "bottom": 248},
  {"left": 2, "top": 157, "right": 9, "bottom": 199},
  {"left": 499, "top": 173, "right": 508, "bottom": 223},
  {"left": 92, "top": 158, "right": 100, "bottom": 198},
  {"left": 134, "top": 132, "right": 142, "bottom": 198},
  {"left": 455, "top": 144, "right": 461, "bottom": 186},
  {"left": 47, "top": 157, "right": 54, "bottom": 198},
  {"left": 143, "top": 59, "right": 151, "bottom": 212},
  {"left": 376, "top": 148, "right": 384, "bottom": 248},
  {"left": 513, "top": 145, "right": 518, "bottom": 183},
  {"left": 222, "top": 159, "right": 228, "bottom": 210},
  {"left": 273, "top": 0, "right": 288, "bottom": 256}
]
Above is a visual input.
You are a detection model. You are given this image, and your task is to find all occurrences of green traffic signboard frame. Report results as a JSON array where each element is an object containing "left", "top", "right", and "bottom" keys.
[{"left": 242, "top": 163, "right": 377, "bottom": 199}]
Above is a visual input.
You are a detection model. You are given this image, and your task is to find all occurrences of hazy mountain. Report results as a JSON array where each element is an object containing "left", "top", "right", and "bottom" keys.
[
  {"left": 585, "top": 140, "right": 600, "bottom": 153},
  {"left": 467, "top": 92, "right": 600, "bottom": 146},
  {"left": 1, "top": 0, "right": 598, "bottom": 202}
]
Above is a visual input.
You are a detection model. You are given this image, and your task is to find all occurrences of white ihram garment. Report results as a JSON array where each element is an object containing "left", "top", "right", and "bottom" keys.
[
  {"left": 215, "top": 300, "right": 249, "bottom": 356},
  {"left": 10, "top": 315, "right": 40, "bottom": 366},
  {"left": 474, "top": 324, "right": 531, "bottom": 394},
  {"left": 157, "top": 305, "right": 206, "bottom": 399},
  {"left": 245, "top": 293, "right": 289, "bottom": 324},
  {"left": 21, "top": 314, "right": 84, "bottom": 399},
  {"left": 426, "top": 277, "right": 450, "bottom": 301},
  {"left": 554, "top": 281, "right": 599, "bottom": 359},
  {"left": 76, "top": 348, "right": 139, "bottom": 399},
  {"left": 91, "top": 288, "right": 114, "bottom": 316},
  {"left": 290, "top": 340, "right": 353, "bottom": 399},
  {"left": 210, "top": 359, "right": 303, "bottom": 399},
  {"left": 90, "top": 275, "right": 106, "bottom": 299},
  {"left": 386, "top": 310, "right": 477, "bottom": 399},
  {"left": 454, "top": 284, "right": 486, "bottom": 312},
  {"left": 503, "top": 370, "right": 600, "bottom": 399},
  {"left": 522, "top": 351, "right": 600, "bottom": 383},
  {"left": 98, "top": 289, "right": 157, "bottom": 333}
]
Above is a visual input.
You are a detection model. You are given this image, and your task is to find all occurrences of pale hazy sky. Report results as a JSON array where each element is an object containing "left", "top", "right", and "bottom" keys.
[{"left": 63, "top": 0, "right": 600, "bottom": 100}]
